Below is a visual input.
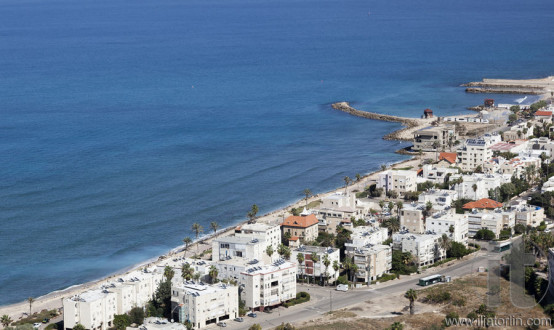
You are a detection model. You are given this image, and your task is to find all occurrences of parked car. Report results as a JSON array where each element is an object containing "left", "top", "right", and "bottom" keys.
[
  {"left": 248, "top": 312, "right": 257, "bottom": 318},
  {"left": 33, "top": 323, "right": 41, "bottom": 329},
  {"left": 216, "top": 322, "right": 227, "bottom": 327},
  {"left": 234, "top": 317, "right": 244, "bottom": 322},
  {"left": 42, "top": 319, "right": 50, "bottom": 324},
  {"left": 336, "top": 284, "right": 348, "bottom": 292}
]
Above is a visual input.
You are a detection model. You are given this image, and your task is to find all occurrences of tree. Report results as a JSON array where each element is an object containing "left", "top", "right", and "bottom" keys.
[
  {"left": 388, "top": 201, "right": 394, "bottom": 213},
  {"left": 181, "top": 263, "right": 194, "bottom": 281},
  {"left": 249, "top": 325, "right": 262, "bottom": 330},
  {"left": 277, "top": 244, "right": 291, "bottom": 260},
  {"left": 163, "top": 266, "right": 175, "bottom": 282},
  {"left": 27, "top": 297, "right": 34, "bottom": 316},
  {"left": 154, "top": 279, "right": 172, "bottom": 319},
  {"left": 303, "top": 189, "right": 311, "bottom": 206},
  {"left": 73, "top": 325, "right": 85, "bottom": 330},
  {"left": 356, "top": 173, "right": 362, "bottom": 182},
  {"left": 432, "top": 141, "right": 440, "bottom": 161},
  {"left": 447, "top": 241, "right": 469, "bottom": 259},
  {"left": 1, "top": 315, "right": 12, "bottom": 327},
  {"left": 247, "top": 204, "right": 259, "bottom": 222},
  {"left": 322, "top": 254, "right": 331, "bottom": 286},
  {"left": 514, "top": 223, "right": 526, "bottom": 235},
  {"left": 508, "top": 113, "right": 517, "bottom": 123},
  {"left": 379, "top": 200, "right": 385, "bottom": 210},
  {"left": 332, "top": 260, "right": 339, "bottom": 284},
  {"left": 113, "top": 314, "right": 131, "bottom": 330},
  {"left": 266, "top": 245, "right": 274, "bottom": 258},
  {"left": 404, "top": 289, "right": 417, "bottom": 315},
  {"left": 381, "top": 164, "right": 387, "bottom": 172},
  {"left": 474, "top": 229, "right": 495, "bottom": 240},
  {"left": 191, "top": 223, "right": 203, "bottom": 250},
  {"left": 343, "top": 176, "right": 351, "bottom": 193},
  {"left": 440, "top": 234, "right": 451, "bottom": 252},
  {"left": 471, "top": 184, "right": 478, "bottom": 200},
  {"left": 182, "top": 237, "right": 192, "bottom": 257},
  {"left": 210, "top": 221, "right": 219, "bottom": 236},
  {"left": 396, "top": 201, "right": 403, "bottom": 215},
  {"left": 310, "top": 252, "right": 320, "bottom": 284},
  {"left": 297, "top": 253, "right": 305, "bottom": 280},
  {"left": 208, "top": 265, "right": 218, "bottom": 283}
]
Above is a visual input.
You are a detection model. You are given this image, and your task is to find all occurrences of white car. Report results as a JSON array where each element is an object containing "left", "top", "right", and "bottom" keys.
[
  {"left": 336, "top": 284, "right": 348, "bottom": 292},
  {"left": 33, "top": 323, "right": 41, "bottom": 329}
]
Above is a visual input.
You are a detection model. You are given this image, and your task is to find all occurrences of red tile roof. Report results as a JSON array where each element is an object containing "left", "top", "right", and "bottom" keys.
[
  {"left": 424, "top": 108, "right": 433, "bottom": 113},
  {"left": 416, "top": 169, "right": 423, "bottom": 176},
  {"left": 462, "top": 198, "right": 503, "bottom": 210},
  {"left": 439, "top": 152, "right": 457, "bottom": 164},
  {"left": 281, "top": 214, "right": 319, "bottom": 228},
  {"left": 535, "top": 110, "right": 552, "bottom": 117},
  {"left": 289, "top": 236, "right": 299, "bottom": 241}
]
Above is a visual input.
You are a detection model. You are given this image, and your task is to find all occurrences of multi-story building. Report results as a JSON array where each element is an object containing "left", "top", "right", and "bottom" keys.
[
  {"left": 412, "top": 125, "right": 456, "bottom": 151},
  {"left": 281, "top": 214, "right": 319, "bottom": 243},
  {"left": 235, "top": 223, "right": 282, "bottom": 254},
  {"left": 172, "top": 282, "right": 238, "bottom": 329},
  {"left": 346, "top": 244, "right": 392, "bottom": 283},
  {"left": 315, "top": 193, "right": 369, "bottom": 233},
  {"left": 456, "top": 135, "right": 501, "bottom": 171},
  {"left": 528, "top": 137, "right": 554, "bottom": 158},
  {"left": 419, "top": 165, "right": 459, "bottom": 184},
  {"left": 399, "top": 203, "right": 425, "bottom": 234},
  {"left": 132, "top": 318, "right": 187, "bottom": 330},
  {"left": 63, "top": 289, "right": 117, "bottom": 330},
  {"left": 450, "top": 173, "right": 511, "bottom": 200},
  {"left": 239, "top": 259, "right": 296, "bottom": 310},
  {"left": 418, "top": 189, "right": 459, "bottom": 206},
  {"left": 291, "top": 245, "right": 340, "bottom": 283},
  {"left": 515, "top": 205, "right": 545, "bottom": 227},
  {"left": 344, "top": 226, "right": 388, "bottom": 252},
  {"left": 467, "top": 210, "right": 514, "bottom": 238},
  {"left": 425, "top": 211, "right": 469, "bottom": 245},
  {"left": 377, "top": 170, "right": 418, "bottom": 195},
  {"left": 212, "top": 236, "right": 267, "bottom": 262},
  {"left": 392, "top": 233, "right": 445, "bottom": 267}
]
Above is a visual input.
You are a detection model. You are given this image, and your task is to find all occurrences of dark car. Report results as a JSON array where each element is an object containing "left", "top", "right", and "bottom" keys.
[
  {"left": 42, "top": 319, "right": 49, "bottom": 324},
  {"left": 248, "top": 312, "right": 257, "bottom": 318}
]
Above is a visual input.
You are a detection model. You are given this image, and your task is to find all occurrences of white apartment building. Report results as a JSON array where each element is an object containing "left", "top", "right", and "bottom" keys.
[
  {"left": 346, "top": 244, "right": 392, "bottom": 283},
  {"left": 63, "top": 289, "right": 117, "bottom": 330},
  {"left": 456, "top": 135, "right": 500, "bottom": 171},
  {"left": 235, "top": 223, "right": 282, "bottom": 253},
  {"left": 450, "top": 173, "right": 511, "bottom": 200},
  {"left": 418, "top": 189, "right": 459, "bottom": 206},
  {"left": 400, "top": 203, "right": 425, "bottom": 234},
  {"left": 515, "top": 205, "right": 545, "bottom": 227},
  {"left": 392, "top": 232, "right": 445, "bottom": 266},
  {"left": 467, "top": 210, "right": 515, "bottom": 238},
  {"left": 344, "top": 226, "right": 388, "bottom": 252},
  {"left": 425, "top": 211, "right": 469, "bottom": 245},
  {"left": 377, "top": 170, "right": 418, "bottom": 195},
  {"left": 130, "top": 318, "right": 187, "bottom": 330},
  {"left": 212, "top": 236, "right": 267, "bottom": 262},
  {"left": 291, "top": 245, "right": 340, "bottom": 282},
  {"left": 214, "top": 258, "right": 259, "bottom": 283},
  {"left": 239, "top": 259, "right": 296, "bottom": 310},
  {"left": 528, "top": 137, "right": 554, "bottom": 157},
  {"left": 419, "top": 165, "right": 459, "bottom": 184},
  {"left": 542, "top": 176, "right": 554, "bottom": 193},
  {"left": 172, "top": 282, "right": 238, "bottom": 329}
]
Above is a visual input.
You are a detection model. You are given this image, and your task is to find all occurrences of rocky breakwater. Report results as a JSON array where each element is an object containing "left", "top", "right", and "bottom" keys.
[
  {"left": 331, "top": 102, "right": 430, "bottom": 141},
  {"left": 462, "top": 76, "right": 554, "bottom": 96}
]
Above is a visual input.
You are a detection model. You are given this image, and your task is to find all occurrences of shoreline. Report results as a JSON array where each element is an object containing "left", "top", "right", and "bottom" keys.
[{"left": 0, "top": 151, "right": 417, "bottom": 319}]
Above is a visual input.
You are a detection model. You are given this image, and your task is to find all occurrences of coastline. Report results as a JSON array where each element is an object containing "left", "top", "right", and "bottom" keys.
[{"left": 0, "top": 122, "right": 418, "bottom": 320}]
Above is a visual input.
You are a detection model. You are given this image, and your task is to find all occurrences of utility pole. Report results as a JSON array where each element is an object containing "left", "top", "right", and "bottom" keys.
[{"left": 329, "top": 290, "right": 332, "bottom": 313}]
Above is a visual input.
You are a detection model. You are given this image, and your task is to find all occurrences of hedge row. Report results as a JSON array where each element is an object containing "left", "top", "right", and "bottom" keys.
[{"left": 283, "top": 292, "right": 310, "bottom": 308}]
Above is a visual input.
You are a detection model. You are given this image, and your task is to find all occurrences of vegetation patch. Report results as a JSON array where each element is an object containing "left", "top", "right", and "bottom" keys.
[{"left": 283, "top": 292, "right": 310, "bottom": 308}]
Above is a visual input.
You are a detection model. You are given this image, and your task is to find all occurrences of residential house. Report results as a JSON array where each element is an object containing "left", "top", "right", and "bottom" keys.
[
  {"left": 392, "top": 232, "right": 446, "bottom": 266},
  {"left": 377, "top": 170, "right": 418, "bottom": 195},
  {"left": 281, "top": 214, "right": 319, "bottom": 243},
  {"left": 63, "top": 290, "right": 117, "bottom": 330},
  {"left": 425, "top": 211, "right": 469, "bottom": 245},
  {"left": 291, "top": 245, "right": 340, "bottom": 283}
]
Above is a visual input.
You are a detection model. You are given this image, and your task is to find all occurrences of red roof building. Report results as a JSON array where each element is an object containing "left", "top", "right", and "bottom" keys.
[
  {"left": 534, "top": 110, "right": 552, "bottom": 117},
  {"left": 281, "top": 214, "right": 319, "bottom": 242},
  {"left": 423, "top": 108, "right": 434, "bottom": 118},
  {"left": 462, "top": 198, "right": 503, "bottom": 210},
  {"left": 439, "top": 152, "right": 457, "bottom": 164}
]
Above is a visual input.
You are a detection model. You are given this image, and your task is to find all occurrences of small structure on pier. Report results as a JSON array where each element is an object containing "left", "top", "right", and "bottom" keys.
[
  {"left": 423, "top": 108, "right": 434, "bottom": 119},
  {"left": 484, "top": 99, "right": 495, "bottom": 107}
]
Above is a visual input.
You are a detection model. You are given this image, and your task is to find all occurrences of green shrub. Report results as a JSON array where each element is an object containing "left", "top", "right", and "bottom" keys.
[
  {"left": 424, "top": 290, "right": 451, "bottom": 304},
  {"left": 336, "top": 275, "right": 349, "bottom": 285},
  {"left": 443, "top": 311, "right": 459, "bottom": 327},
  {"left": 283, "top": 292, "right": 310, "bottom": 308}
]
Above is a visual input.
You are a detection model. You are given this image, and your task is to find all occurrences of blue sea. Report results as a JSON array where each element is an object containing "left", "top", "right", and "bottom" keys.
[{"left": 1, "top": 0, "right": 553, "bottom": 305}]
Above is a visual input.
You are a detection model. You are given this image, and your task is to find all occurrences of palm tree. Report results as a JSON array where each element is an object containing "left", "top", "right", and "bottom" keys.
[
  {"left": 379, "top": 200, "right": 385, "bottom": 210},
  {"left": 388, "top": 201, "right": 394, "bottom": 213},
  {"left": 355, "top": 173, "right": 362, "bottom": 182},
  {"left": 472, "top": 184, "right": 478, "bottom": 200},
  {"left": 181, "top": 263, "right": 194, "bottom": 281},
  {"left": 266, "top": 245, "right": 274, "bottom": 259},
  {"left": 404, "top": 289, "right": 417, "bottom": 315},
  {"left": 396, "top": 201, "right": 403, "bottom": 215},
  {"left": 343, "top": 176, "right": 351, "bottom": 193},
  {"left": 191, "top": 223, "right": 203, "bottom": 250},
  {"left": 208, "top": 265, "right": 218, "bottom": 283},
  {"left": 380, "top": 164, "right": 387, "bottom": 172},
  {"left": 1, "top": 315, "right": 13, "bottom": 327},
  {"left": 310, "top": 252, "right": 320, "bottom": 284},
  {"left": 27, "top": 297, "right": 34, "bottom": 316},
  {"left": 440, "top": 234, "right": 451, "bottom": 254},
  {"left": 210, "top": 221, "right": 219, "bottom": 237},
  {"left": 164, "top": 266, "right": 175, "bottom": 282},
  {"left": 332, "top": 260, "right": 339, "bottom": 285},
  {"left": 322, "top": 255, "right": 331, "bottom": 286},
  {"left": 432, "top": 141, "right": 440, "bottom": 161},
  {"left": 182, "top": 237, "right": 192, "bottom": 257},
  {"left": 303, "top": 189, "right": 312, "bottom": 206},
  {"left": 296, "top": 253, "right": 305, "bottom": 281},
  {"left": 247, "top": 204, "right": 259, "bottom": 223},
  {"left": 193, "top": 272, "right": 201, "bottom": 281}
]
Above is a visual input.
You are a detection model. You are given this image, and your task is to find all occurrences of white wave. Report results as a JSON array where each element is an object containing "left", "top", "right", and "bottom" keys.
[{"left": 514, "top": 96, "right": 527, "bottom": 104}]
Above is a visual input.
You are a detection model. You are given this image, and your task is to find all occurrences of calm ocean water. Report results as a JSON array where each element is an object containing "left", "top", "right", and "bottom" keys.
[{"left": 1, "top": 0, "right": 553, "bottom": 305}]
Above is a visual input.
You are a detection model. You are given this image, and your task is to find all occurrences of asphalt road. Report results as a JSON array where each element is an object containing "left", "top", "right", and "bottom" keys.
[{"left": 220, "top": 245, "right": 498, "bottom": 330}]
